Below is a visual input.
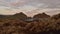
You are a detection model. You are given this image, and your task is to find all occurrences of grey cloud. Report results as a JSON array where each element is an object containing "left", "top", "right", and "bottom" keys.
[
  {"left": 0, "top": 0, "right": 60, "bottom": 8},
  {"left": 26, "top": 0, "right": 60, "bottom": 8}
]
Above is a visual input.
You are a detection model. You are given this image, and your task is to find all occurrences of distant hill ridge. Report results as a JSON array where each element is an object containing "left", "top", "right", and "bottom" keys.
[
  {"left": 0, "top": 12, "right": 60, "bottom": 21},
  {"left": 0, "top": 12, "right": 60, "bottom": 34},
  {"left": 0, "top": 12, "right": 51, "bottom": 22}
]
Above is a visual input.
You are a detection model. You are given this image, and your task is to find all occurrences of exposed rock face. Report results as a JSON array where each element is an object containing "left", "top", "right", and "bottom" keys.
[{"left": 33, "top": 13, "right": 50, "bottom": 19}]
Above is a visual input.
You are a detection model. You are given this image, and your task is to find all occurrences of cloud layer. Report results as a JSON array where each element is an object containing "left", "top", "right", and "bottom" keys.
[
  {"left": 0, "top": 0, "right": 60, "bottom": 8},
  {"left": 0, "top": 0, "right": 60, "bottom": 17}
]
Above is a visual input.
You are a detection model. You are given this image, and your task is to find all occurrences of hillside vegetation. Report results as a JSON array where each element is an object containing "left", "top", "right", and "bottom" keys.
[{"left": 0, "top": 12, "right": 60, "bottom": 34}]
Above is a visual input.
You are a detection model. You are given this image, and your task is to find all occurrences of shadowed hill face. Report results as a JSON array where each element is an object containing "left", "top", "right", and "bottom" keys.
[
  {"left": 0, "top": 15, "right": 11, "bottom": 19},
  {"left": 0, "top": 15, "right": 6, "bottom": 18},
  {"left": 0, "top": 15, "right": 6, "bottom": 19},
  {"left": 52, "top": 13, "right": 60, "bottom": 20},
  {"left": 14, "top": 12, "right": 27, "bottom": 16},
  {"left": 12, "top": 12, "right": 27, "bottom": 20},
  {"left": 33, "top": 13, "right": 50, "bottom": 19},
  {"left": 0, "top": 12, "right": 51, "bottom": 21}
]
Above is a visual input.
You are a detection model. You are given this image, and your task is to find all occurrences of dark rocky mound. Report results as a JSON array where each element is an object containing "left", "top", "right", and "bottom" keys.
[
  {"left": 33, "top": 13, "right": 50, "bottom": 19},
  {"left": 11, "top": 12, "right": 27, "bottom": 20},
  {"left": 52, "top": 13, "right": 60, "bottom": 20}
]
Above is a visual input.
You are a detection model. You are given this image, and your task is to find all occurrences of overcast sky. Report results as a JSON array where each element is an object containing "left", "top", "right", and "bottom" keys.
[
  {"left": 0, "top": 0, "right": 60, "bottom": 8},
  {"left": 0, "top": 0, "right": 60, "bottom": 16}
]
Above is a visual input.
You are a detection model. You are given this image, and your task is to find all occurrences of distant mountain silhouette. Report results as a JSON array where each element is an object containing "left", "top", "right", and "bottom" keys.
[
  {"left": 33, "top": 13, "right": 50, "bottom": 19},
  {"left": 0, "top": 15, "right": 9, "bottom": 19},
  {"left": 0, "top": 15, "right": 5, "bottom": 18},
  {"left": 0, "top": 12, "right": 51, "bottom": 22},
  {"left": 12, "top": 12, "right": 27, "bottom": 20}
]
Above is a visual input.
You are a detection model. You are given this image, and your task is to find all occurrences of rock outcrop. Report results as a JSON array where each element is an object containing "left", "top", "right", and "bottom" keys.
[
  {"left": 0, "top": 12, "right": 60, "bottom": 34},
  {"left": 33, "top": 13, "right": 50, "bottom": 19},
  {"left": 52, "top": 13, "right": 60, "bottom": 20},
  {"left": 12, "top": 12, "right": 27, "bottom": 20}
]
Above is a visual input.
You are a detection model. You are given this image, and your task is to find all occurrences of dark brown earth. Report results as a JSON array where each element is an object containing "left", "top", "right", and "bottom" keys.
[{"left": 0, "top": 12, "right": 60, "bottom": 34}]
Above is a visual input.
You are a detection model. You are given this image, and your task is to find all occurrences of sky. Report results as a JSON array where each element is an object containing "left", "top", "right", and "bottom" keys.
[
  {"left": 0, "top": 0, "right": 60, "bottom": 8},
  {"left": 0, "top": 0, "right": 60, "bottom": 17}
]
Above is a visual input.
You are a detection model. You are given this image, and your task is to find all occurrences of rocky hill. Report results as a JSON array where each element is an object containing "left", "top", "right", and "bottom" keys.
[
  {"left": 33, "top": 13, "right": 50, "bottom": 18},
  {"left": 0, "top": 12, "right": 60, "bottom": 34}
]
